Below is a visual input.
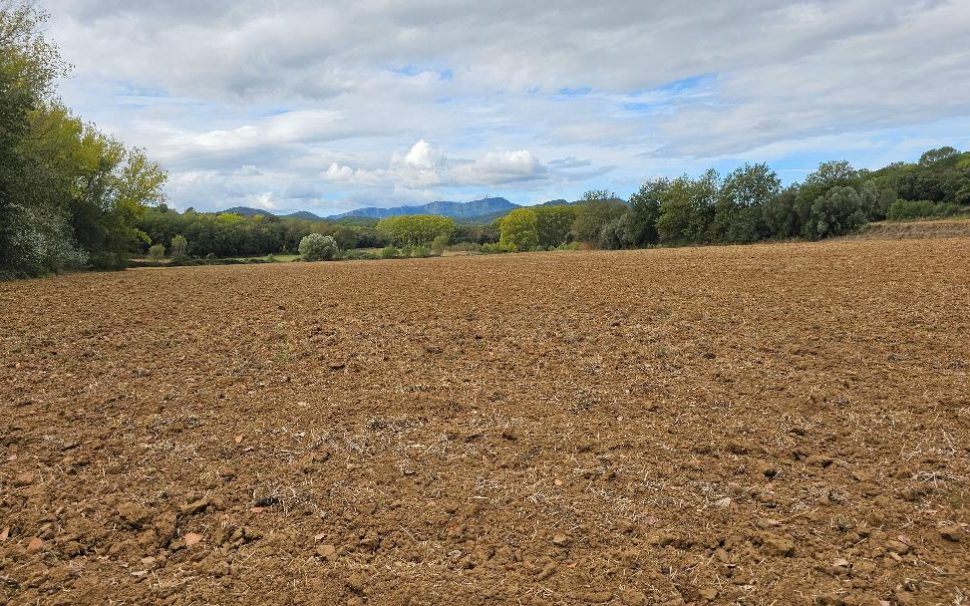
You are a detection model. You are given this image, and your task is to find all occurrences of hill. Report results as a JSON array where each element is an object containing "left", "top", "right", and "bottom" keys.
[
  {"left": 220, "top": 206, "right": 276, "bottom": 218},
  {"left": 284, "top": 211, "right": 324, "bottom": 220},
  {"left": 330, "top": 197, "right": 520, "bottom": 220}
]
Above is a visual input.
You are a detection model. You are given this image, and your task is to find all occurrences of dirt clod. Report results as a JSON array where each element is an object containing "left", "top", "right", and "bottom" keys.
[{"left": 2, "top": 240, "right": 969, "bottom": 604}]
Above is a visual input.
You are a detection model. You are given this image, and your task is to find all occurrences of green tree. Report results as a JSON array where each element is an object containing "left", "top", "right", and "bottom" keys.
[
  {"left": 0, "top": 0, "right": 78, "bottom": 278},
  {"left": 709, "top": 164, "right": 780, "bottom": 243},
  {"left": 572, "top": 191, "right": 626, "bottom": 245},
  {"left": 299, "top": 233, "right": 338, "bottom": 261},
  {"left": 621, "top": 179, "right": 668, "bottom": 247},
  {"left": 808, "top": 186, "right": 867, "bottom": 239},
  {"left": 656, "top": 171, "right": 719, "bottom": 244},
  {"left": 532, "top": 205, "right": 577, "bottom": 248},
  {"left": 376, "top": 215, "right": 455, "bottom": 247},
  {"left": 148, "top": 243, "right": 165, "bottom": 260},
  {"left": 795, "top": 161, "right": 860, "bottom": 239},
  {"left": 499, "top": 208, "right": 539, "bottom": 251},
  {"left": 169, "top": 235, "right": 189, "bottom": 260}
]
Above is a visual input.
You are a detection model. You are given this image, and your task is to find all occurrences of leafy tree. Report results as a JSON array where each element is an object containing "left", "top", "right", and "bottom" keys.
[
  {"left": 0, "top": 0, "right": 77, "bottom": 278},
  {"left": 919, "top": 147, "right": 960, "bottom": 167},
  {"left": 621, "top": 179, "right": 667, "bottom": 247},
  {"left": 709, "top": 164, "right": 780, "bottom": 243},
  {"left": 598, "top": 215, "right": 627, "bottom": 250},
  {"left": 299, "top": 233, "right": 338, "bottom": 261},
  {"left": 808, "top": 186, "right": 867, "bottom": 239},
  {"left": 532, "top": 205, "right": 577, "bottom": 248},
  {"left": 572, "top": 191, "right": 626, "bottom": 245},
  {"left": 376, "top": 215, "right": 455, "bottom": 247},
  {"left": 656, "top": 171, "right": 718, "bottom": 244},
  {"left": 795, "top": 161, "right": 860, "bottom": 238},
  {"left": 148, "top": 243, "right": 165, "bottom": 260},
  {"left": 499, "top": 208, "right": 539, "bottom": 251},
  {"left": 169, "top": 235, "right": 189, "bottom": 260},
  {"left": 762, "top": 186, "right": 801, "bottom": 239}
]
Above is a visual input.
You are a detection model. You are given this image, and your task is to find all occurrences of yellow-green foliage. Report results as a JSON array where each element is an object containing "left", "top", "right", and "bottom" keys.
[
  {"left": 532, "top": 205, "right": 577, "bottom": 248},
  {"left": 499, "top": 208, "right": 539, "bottom": 251},
  {"left": 376, "top": 215, "right": 456, "bottom": 247}
]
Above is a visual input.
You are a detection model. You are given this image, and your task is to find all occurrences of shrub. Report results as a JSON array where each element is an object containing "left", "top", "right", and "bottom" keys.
[
  {"left": 148, "top": 243, "right": 166, "bottom": 260},
  {"left": 431, "top": 234, "right": 449, "bottom": 256},
  {"left": 299, "top": 233, "right": 339, "bottom": 261},
  {"left": 480, "top": 242, "right": 515, "bottom": 254},
  {"left": 381, "top": 246, "right": 399, "bottom": 259},
  {"left": 412, "top": 245, "right": 432, "bottom": 258},
  {"left": 886, "top": 200, "right": 965, "bottom": 221},
  {"left": 342, "top": 249, "right": 378, "bottom": 261},
  {"left": 169, "top": 235, "right": 189, "bottom": 260},
  {"left": 448, "top": 241, "right": 480, "bottom": 252}
]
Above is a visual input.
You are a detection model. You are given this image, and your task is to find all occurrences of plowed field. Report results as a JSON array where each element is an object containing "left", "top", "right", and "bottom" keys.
[{"left": 2, "top": 238, "right": 968, "bottom": 605}]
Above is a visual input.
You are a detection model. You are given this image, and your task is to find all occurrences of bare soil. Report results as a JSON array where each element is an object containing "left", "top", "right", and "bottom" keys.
[{"left": 1, "top": 238, "right": 968, "bottom": 605}]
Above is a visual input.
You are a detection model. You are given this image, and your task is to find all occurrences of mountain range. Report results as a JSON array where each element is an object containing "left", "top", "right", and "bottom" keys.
[{"left": 219, "top": 197, "right": 530, "bottom": 223}]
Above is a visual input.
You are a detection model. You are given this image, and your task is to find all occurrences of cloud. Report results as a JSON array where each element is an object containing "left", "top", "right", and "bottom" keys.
[
  {"left": 42, "top": 0, "right": 970, "bottom": 212},
  {"left": 324, "top": 140, "right": 547, "bottom": 190}
]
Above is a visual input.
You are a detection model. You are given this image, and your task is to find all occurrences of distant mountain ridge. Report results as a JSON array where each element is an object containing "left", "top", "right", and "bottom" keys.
[
  {"left": 330, "top": 197, "right": 519, "bottom": 220},
  {"left": 219, "top": 206, "right": 324, "bottom": 220},
  {"left": 218, "top": 196, "right": 582, "bottom": 223}
]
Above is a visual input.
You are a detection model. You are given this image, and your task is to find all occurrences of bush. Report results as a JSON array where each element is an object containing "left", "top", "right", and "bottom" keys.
[
  {"left": 446, "top": 241, "right": 481, "bottom": 253},
  {"left": 886, "top": 200, "right": 965, "bottom": 221},
  {"left": 148, "top": 244, "right": 166, "bottom": 260},
  {"left": 412, "top": 245, "right": 432, "bottom": 258},
  {"left": 342, "top": 249, "right": 378, "bottom": 261},
  {"left": 480, "top": 242, "right": 516, "bottom": 254},
  {"left": 170, "top": 235, "right": 189, "bottom": 260},
  {"left": 298, "top": 233, "right": 339, "bottom": 261},
  {"left": 431, "top": 234, "right": 449, "bottom": 256},
  {"left": 381, "top": 246, "right": 399, "bottom": 259}
]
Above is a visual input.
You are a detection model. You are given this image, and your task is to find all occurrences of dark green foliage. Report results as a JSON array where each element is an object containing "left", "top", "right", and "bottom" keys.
[
  {"left": 169, "top": 235, "right": 188, "bottom": 260},
  {"left": 532, "top": 205, "right": 577, "bottom": 248},
  {"left": 1, "top": 2, "right": 166, "bottom": 278},
  {"left": 571, "top": 191, "right": 627, "bottom": 245},
  {"left": 453, "top": 222, "right": 499, "bottom": 245},
  {"left": 656, "top": 171, "right": 718, "bottom": 245},
  {"left": 708, "top": 164, "right": 780, "bottom": 243},
  {"left": 886, "top": 200, "right": 965, "bottom": 221},
  {"left": 622, "top": 180, "right": 666, "bottom": 247}
]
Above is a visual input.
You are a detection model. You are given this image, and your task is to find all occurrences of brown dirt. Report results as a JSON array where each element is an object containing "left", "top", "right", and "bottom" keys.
[{"left": 1, "top": 238, "right": 969, "bottom": 606}]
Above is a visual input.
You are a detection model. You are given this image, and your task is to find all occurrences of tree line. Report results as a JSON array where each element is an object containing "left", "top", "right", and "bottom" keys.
[
  {"left": 3, "top": 2, "right": 969, "bottom": 278},
  {"left": 1, "top": 1, "right": 167, "bottom": 279},
  {"left": 499, "top": 151, "right": 970, "bottom": 251}
]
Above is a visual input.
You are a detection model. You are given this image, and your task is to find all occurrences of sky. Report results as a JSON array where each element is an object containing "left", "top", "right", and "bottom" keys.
[{"left": 44, "top": 0, "right": 970, "bottom": 215}]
